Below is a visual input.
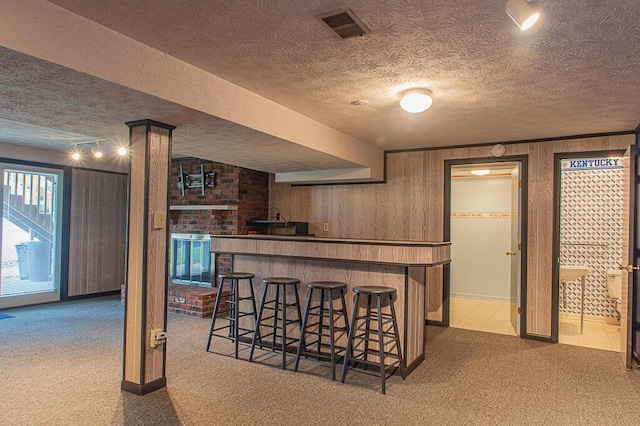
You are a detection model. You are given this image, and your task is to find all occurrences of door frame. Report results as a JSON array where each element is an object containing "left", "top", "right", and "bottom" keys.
[
  {"left": 443, "top": 155, "right": 529, "bottom": 337},
  {"left": 0, "top": 156, "right": 71, "bottom": 307},
  {"left": 551, "top": 149, "right": 626, "bottom": 344},
  {"left": 633, "top": 134, "right": 640, "bottom": 364}
]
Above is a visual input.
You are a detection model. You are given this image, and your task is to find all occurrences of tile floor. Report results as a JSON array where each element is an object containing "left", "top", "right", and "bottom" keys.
[
  {"left": 558, "top": 313, "right": 621, "bottom": 352},
  {"left": 450, "top": 296, "right": 517, "bottom": 336},
  {"left": 450, "top": 296, "right": 621, "bottom": 352}
]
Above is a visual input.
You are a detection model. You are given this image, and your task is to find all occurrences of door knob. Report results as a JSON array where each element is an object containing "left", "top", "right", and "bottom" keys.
[
  {"left": 506, "top": 251, "right": 517, "bottom": 256},
  {"left": 618, "top": 264, "right": 640, "bottom": 272}
]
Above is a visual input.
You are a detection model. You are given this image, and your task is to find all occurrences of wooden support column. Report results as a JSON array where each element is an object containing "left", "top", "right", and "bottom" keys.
[{"left": 121, "top": 119, "right": 174, "bottom": 395}]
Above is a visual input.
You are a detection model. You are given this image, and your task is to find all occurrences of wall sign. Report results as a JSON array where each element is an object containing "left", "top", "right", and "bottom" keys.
[
  {"left": 451, "top": 212, "right": 514, "bottom": 219},
  {"left": 561, "top": 157, "right": 622, "bottom": 171}
]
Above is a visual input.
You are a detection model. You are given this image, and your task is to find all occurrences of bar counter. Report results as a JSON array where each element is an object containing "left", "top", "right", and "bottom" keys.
[{"left": 211, "top": 235, "right": 451, "bottom": 375}]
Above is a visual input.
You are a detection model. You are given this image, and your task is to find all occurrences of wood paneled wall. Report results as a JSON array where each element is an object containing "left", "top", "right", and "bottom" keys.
[
  {"left": 272, "top": 134, "right": 634, "bottom": 338},
  {"left": 68, "top": 169, "right": 128, "bottom": 297}
]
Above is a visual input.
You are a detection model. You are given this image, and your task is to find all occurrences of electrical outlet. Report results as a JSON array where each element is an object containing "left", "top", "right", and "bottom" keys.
[
  {"left": 323, "top": 222, "right": 329, "bottom": 232},
  {"left": 150, "top": 329, "right": 167, "bottom": 348}
]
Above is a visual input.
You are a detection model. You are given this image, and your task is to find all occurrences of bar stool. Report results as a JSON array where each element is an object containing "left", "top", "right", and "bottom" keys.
[
  {"left": 249, "top": 277, "right": 304, "bottom": 370},
  {"left": 294, "top": 281, "right": 350, "bottom": 380},
  {"left": 340, "top": 286, "right": 405, "bottom": 394},
  {"left": 206, "top": 272, "right": 260, "bottom": 359}
]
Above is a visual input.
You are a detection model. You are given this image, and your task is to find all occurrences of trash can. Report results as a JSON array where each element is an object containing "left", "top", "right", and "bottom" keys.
[
  {"left": 25, "top": 241, "right": 51, "bottom": 282},
  {"left": 14, "top": 243, "right": 29, "bottom": 280}
]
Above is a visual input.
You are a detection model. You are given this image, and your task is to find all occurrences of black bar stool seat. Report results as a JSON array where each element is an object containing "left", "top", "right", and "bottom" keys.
[
  {"left": 206, "top": 272, "right": 260, "bottom": 359},
  {"left": 249, "top": 277, "right": 304, "bottom": 370},
  {"left": 294, "top": 281, "right": 350, "bottom": 380},
  {"left": 220, "top": 272, "right": 255, "bottom": 280},
  {"left": 341, "top": 285, "right": 405, "bottom": 394},
  {"left": 353, "top": 286, "right": 397, "bottom": 295},
  {"left": 306, "top": 281, "right": 348, "bottom": 290}
]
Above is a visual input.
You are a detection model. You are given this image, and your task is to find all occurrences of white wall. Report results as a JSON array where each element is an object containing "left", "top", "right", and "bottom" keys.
[{"left": 451, "top": 175, "right": 512, "bottom": 301}]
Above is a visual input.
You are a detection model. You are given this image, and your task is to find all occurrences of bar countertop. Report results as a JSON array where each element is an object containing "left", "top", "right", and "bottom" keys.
[
  {"left": 213, "top": 234, "right": 450, "bottom": 246},
  {"left": 211, "top": 234, "right": 451, "bottom": 267}
]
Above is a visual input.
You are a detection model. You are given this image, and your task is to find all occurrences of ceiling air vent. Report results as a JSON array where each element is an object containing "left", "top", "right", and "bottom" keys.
[{"left": 316, "top": 8, "right": 371, "bottom": 39}]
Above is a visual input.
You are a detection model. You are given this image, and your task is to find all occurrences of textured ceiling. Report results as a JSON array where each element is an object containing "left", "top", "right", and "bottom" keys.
[
  {"left": 45, "top": 0, "right": 640, "bottom": 150},
  {"left": 0, "top": 47, "right": 359, "bottom": 173}
]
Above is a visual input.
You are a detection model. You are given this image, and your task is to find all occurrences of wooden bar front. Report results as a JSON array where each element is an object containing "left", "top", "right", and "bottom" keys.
[{"left": 211, "top": 235, "right": 451, "bottom": 375}]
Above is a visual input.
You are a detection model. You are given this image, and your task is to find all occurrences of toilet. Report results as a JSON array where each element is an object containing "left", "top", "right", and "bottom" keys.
[{"left": 607, "top": 270, "right": 623, "bottom": 320}]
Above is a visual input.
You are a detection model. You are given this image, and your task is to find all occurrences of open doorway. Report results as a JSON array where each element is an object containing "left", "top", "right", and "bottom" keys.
[
  {"left": 553, "top": 152, "right": 625, "bottom": 352},
  {"left": 445, "top": 158, "right": 526, "bottom": 337}
]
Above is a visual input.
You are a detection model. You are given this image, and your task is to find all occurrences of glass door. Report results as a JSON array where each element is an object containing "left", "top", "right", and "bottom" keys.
[
  {"left": 170, "top": 233, "right": 213, "bottom": 286},
  {"left": 0, "top": 164, "right": 63, "bottom": 308}
]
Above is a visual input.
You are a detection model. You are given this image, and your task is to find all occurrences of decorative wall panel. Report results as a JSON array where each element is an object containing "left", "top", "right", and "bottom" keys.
[{"left": 559, "top": 160, "right": 623, "bottom": 318}]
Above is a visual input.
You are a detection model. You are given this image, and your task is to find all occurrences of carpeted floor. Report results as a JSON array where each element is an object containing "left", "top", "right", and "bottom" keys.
[{"left": 1, "top": 296, "right": 640, "bottom": 425}]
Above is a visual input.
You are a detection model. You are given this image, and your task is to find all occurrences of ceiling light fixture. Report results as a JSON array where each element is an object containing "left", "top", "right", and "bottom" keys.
[
  {"left": 505, "top": 0, "right": 540, "bottom": 30},
  {"left": 471, "top": 169, "right": 491, "bottom": 176},
  {"left": 400, "top": 88, "right": 433, "bottom": 113},
  {"left": 92, "top": 143, "right": 104, "bottom": 159},
  {"left": 69, "top": 139, "right": 128, "bottom": 161}
]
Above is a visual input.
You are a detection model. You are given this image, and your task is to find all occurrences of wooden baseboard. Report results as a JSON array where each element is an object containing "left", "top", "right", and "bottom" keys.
[{"left": 121, "top": 377, "right": 167, "bottom": 395}]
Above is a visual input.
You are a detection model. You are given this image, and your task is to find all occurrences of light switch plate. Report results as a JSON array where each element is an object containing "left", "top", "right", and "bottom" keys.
[{"left": 153, "top": 212, "right": 166, "bottom": 229}]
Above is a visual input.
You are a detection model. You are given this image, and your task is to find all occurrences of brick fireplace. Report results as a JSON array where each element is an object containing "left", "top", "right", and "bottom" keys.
[{"left": 165, "top": 158, "right": 270, "bottom": 317}]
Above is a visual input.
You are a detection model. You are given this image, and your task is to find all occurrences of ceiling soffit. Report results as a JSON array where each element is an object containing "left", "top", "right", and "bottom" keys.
[
  {"left": 0, "top": 1, "right": 383, "bottom": 181},
  {"left": 0, "top": 47, "right": 361, "bottom": 174}
]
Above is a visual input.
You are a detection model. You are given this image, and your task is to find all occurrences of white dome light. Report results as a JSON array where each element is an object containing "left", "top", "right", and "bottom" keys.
[
  {"left": 400, "top": 88, "right": 433, "bottom": 113},
  {"left": 505, "top": 0, "right": 540, "bottom": 31},
  {"left": 471, "top": 169, "right": 491, "bottom": 176}
]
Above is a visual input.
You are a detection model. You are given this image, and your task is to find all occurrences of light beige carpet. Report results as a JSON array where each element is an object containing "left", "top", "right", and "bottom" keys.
[{"left": 1, "top": 296, "right": 640, "bottom": 425}]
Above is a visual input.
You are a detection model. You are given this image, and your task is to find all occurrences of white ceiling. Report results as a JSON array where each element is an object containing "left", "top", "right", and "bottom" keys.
[{"left": 1, "top": 1, "right": 639, "bottom": 173}]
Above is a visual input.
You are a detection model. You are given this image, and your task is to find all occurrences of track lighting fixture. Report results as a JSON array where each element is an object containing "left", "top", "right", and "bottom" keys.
[
  {"left": 92, "top": 143, "right": 103, "bottom": 159},
  {"left": 505, "top": 0, "right": 540, "bottom": 31},
  {"left": 69, "top": 139, "right": 129, "bottom": 161}
]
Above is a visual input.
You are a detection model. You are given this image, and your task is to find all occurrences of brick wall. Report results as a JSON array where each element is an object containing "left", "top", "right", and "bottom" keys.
[
  {"left": 238, "top": 168, "right": 270, "bottom": 234},
  {"left": 169, "top": 158, "right": 269, "bottom": 285},
  {"left": 167, "top": 284, "right": 229, "bottom": 318}
]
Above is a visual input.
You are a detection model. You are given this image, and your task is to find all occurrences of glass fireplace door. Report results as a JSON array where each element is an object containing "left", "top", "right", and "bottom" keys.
[{"left": 170, "top": 233, "right": 214, "bottom": 286}]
